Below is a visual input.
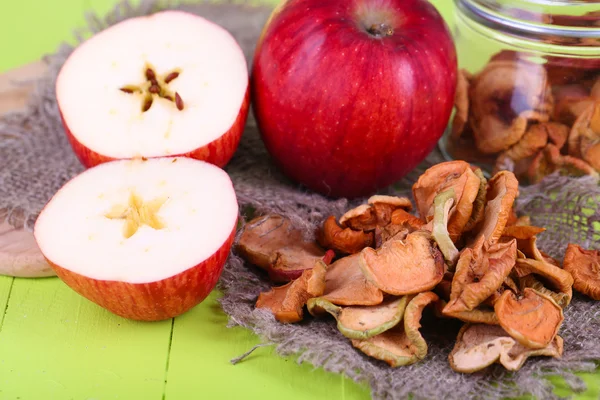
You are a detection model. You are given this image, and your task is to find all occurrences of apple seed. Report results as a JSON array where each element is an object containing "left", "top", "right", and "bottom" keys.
[
  {"left": 164, "top": 71, "right": 180, "bottom": 84},
  {"left": 175, "top": 92, "right": 184, "bottom": 111}
]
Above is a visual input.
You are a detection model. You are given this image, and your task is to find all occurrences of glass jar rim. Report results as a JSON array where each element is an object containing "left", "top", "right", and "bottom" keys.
[{"left": 456, "top": 0, "right": 600, "bottom": 47}]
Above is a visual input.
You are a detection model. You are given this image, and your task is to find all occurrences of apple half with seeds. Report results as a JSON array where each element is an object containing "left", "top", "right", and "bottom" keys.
[
  {"left": 34, "top": 157, "right": 238, "bottom": 321},
  {"left": 56, "top": 10, "right": 250, "bottom": 169}
]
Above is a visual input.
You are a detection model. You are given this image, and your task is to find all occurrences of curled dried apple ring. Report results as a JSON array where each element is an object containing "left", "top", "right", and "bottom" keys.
[
  {"left": 443, "top": 238, "right": 516, "bottom": 315},
  {"left": 339, "top": 196, "right": 412, "bottom": 232},
  {"left": 318, "top": 215, "right": 374, "bottom": 255},
  {"left": 319, "top": 253, "right": 383, "bottom": 306},
  {"left": 469, "top": 60, "right": 552, "bottom": 154},
  {"left": 412, "top": 160, "right": 481, "bottom": 242},
  {"left": 449, "top": 324, "right": 563, "bottom": 373},
  {"left": 450, "top": 69, "right": 472, "bottom": 140},
  {"left": 359, "top": 231, "right": 445, "bottom": 296},
  {"left": 473, "top": 170, "right": 519, "bottom": 247},
  {"left": 494, "top": 288, "right": 564, "bottom": 349},
  {"left": 527, "top": 143, "right": 598, "bottom": 184},
  {"left": 564, "top": 244, "right": 600, "bottom": 300},
  {"left": 350, "top": 292, "right": 438, "bottom": 367},
  {"left": 255, "top": 260, "right": 327, "bottom": 323},
  {"left": 237, "top": 214, "right": 330, "bottom": 282},
  {"left": 307, "top": 296, "right": 409, "bottom": 340}
]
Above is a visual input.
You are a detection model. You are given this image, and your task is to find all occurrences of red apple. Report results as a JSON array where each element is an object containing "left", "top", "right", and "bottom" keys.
[
  {"left": 33, "top": 157, "right": 239, "bottom": 321},
  {"left": 56, "top": 10, "right": 250, "bottom": 169},
  {"left": 251, "top": 0, "right": 457, "bottom": 198}
]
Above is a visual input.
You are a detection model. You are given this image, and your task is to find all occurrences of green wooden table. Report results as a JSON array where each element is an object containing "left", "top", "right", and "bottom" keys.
[{"left": 0, "top": 1, "right": 598, "bottom": 399}]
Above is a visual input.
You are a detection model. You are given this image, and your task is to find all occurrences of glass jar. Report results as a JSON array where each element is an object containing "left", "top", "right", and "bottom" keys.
[{"left": 439, "top": 0, "right": 600, "bottom": 184}]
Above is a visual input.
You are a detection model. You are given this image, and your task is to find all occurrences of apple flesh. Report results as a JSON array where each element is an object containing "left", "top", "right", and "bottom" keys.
[
  {"left": 56, "top": 10, "right": 249, "bottom": 169},
  {"left": 33, "top": 157, "right": 239, "bottom": 321},
  {"left": 251, "top": 0, "right": 457, "bottom": 198}
]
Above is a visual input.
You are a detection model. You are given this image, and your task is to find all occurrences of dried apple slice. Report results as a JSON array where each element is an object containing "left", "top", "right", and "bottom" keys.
[
  {"left": 368, "top": 195, "right": 413, "bottom": 220},
  {"left": 431, "top": 189, "right": 460, "bottom": 266},
  {"left": 443, "top": 237, "right": 516, "bottom": 315},
  {"left": 307, "top": 296, "right": 409, "bottom": 340},
  {"left": 451, "top": 69, "right": 471, "bottom": 140},
  {"left": 502, "top": 225, "right": 545, "bottom": 240},
  {"left": 494, "top": 288, "right": 563, "bottom": 349},
  {"left": 449, "top": 324, "right": 563, "bottom": 373},
  {"left": 569, "top": 102, "right": 600, "bottom": 171},
  {"left": 374, "top": 209, "right": 425, "bottom": 247},
  {"left": 359, "top": 231, "right": 445, "bottom": 296},
  {"left": 518, "top": 275, "right": 571, "bottom": 309},
  {"left": 339, "top": 196, "right": 412, "bottom": 232},
  {"left": 527, "top": 144, "right": 598, "bottom": 184},
  {"left": 320, "top": 253, "right": 383, "bottom": 306},
  {"left": 473, "top": 170, "right": 519, "bottom": 247},
  {"left": 255, "top": 260, "right": 327, "bottom": 323},
  {"left": 318, "top": 216, "right": 374, "bottom": 255},
  {"left": 351, "top": 292, "right": 438, "bottom": 367},
  {"left": 503, "top": 122, "right": 549, "bottom": 161},
  {"left": 564, "top": 244, "right": 600, "bottom": 300},
  {"left": 412, "top": 160, "right": 481, "bottom": 241},
  {"left": 468, "top": 60, "right": 551, "bottom": 154},
  {"left": 237, "top": 214, "right": 330, "bottom": 282},
  {"left": 390, "top": 209, "right": 426, "bottom": 230},
  {"left": 514, "top": 258, "right": 573, "bottom": 306}
]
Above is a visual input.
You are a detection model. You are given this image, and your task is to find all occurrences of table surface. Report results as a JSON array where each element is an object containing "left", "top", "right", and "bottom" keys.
[{"left": 0, "top": 1, "right": 598, "bottom": 399}]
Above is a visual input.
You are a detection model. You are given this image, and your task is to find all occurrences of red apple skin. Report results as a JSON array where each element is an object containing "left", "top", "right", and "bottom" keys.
[
  {"left": 61, "top": 86, "right": 250, "bottom": 169},
  {"left": 45, "top": 226, "right": 236, "bottom": 322},
  {"left": 251, "top": 0, "right": 457, "bottom": 198}
]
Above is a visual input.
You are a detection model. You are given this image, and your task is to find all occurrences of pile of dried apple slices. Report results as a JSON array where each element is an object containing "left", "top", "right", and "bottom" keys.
[
  {"left": 238, "top": 160, "right": 598, "bottom": 373},
  {"left": 34, "top": 11, "right": 247, "bottom": 321}
]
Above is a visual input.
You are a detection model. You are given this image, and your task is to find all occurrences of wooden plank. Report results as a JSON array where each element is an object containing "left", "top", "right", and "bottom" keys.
[
  {"left": 0, "top": 222, "right": 55, "bottom": 278},
  {"left": 0, "top": 277, "right": 173, "bottom": 400},
  {"left": 0, "top": 276, "right": 14, "bottom": 328},
  {"left": 0, "top": 60, "right": 46, "bottom": 115},
  {"left": 164, "top": 292, "right": 371, "bottom": 400}
]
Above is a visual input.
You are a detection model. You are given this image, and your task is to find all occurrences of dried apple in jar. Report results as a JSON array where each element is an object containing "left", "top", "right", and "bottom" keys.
[{"left": 440, "top": 0, "right": 600, "bottom": 184}]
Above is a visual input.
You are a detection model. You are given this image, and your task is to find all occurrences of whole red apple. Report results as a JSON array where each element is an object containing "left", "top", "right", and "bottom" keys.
[{"left": 251, "top": 0, "right": 457, "bottom": 198}]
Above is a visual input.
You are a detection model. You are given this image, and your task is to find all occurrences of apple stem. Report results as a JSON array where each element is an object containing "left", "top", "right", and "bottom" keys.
[{"left": 367, "top": 23, "right": 394, "bottom": 38}]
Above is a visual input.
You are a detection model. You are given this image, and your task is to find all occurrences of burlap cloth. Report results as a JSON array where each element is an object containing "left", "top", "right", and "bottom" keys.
[{"left": 2, "top": 1, "right": 600, "bottom": 399}]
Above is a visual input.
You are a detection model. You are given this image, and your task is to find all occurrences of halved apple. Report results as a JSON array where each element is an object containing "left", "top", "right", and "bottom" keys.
[
  {"left": 56, "top": 10, "right": 249, "bottom": 168},
  {"left": 33, "top": 157, "right": 238, "bottom": 321}
]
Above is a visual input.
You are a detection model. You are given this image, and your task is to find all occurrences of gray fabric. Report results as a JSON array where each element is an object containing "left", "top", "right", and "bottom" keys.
[{"left": 1, "top": 1, "right": 600, "bottom": 399}]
